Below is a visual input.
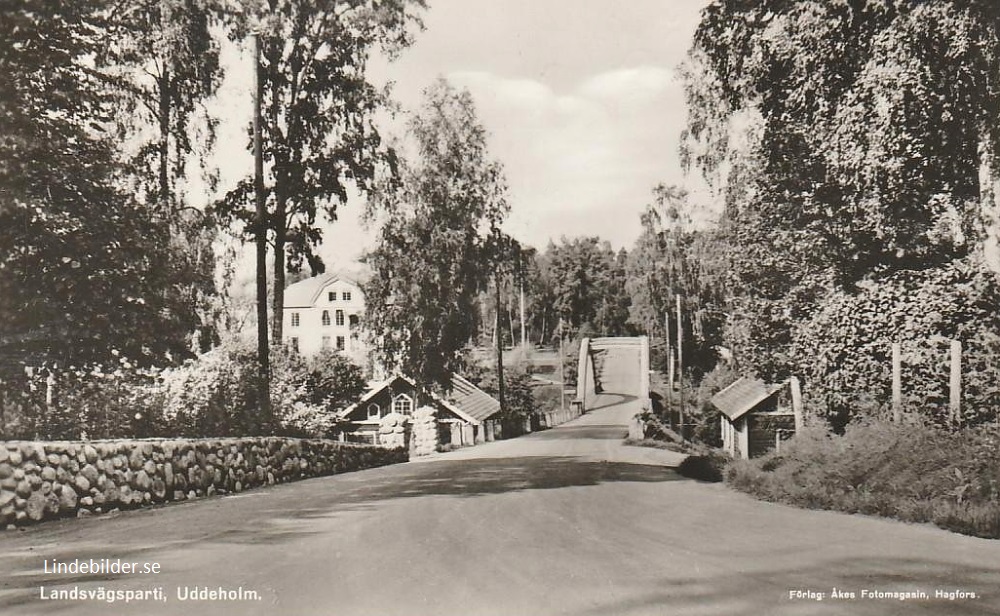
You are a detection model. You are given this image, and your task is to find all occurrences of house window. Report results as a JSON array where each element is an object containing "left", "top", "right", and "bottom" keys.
[
  {"left": 392, "top": 394, "right": 413, "bottom": 415},
  {"left": 291, "top": 312, "right": 300, "bottom": 327},
  {"left": 348, "top": 314, "right": 359, "bottom": 330},
  {"left": 328, "top": 292, "right": 335, "bottom": 302},
  {"left": 367, "top": 403, "right": 380, "bottom": 420},
  {"left": 321, "top": 336, "right": 331, "bottom": 349},
  {"left": 335, "top": 310, "right": 344, "bottom": 326},
  {"left": 336, "top": 336, "right": 345, "bottom": 351},
  {"left": 343, "top": 291, "right": 352, "bottom": 301},
  {"left": 322, "top": 310, "right": 330, "bottom": 326},
  {"left": 290, "top": 337, "right": 299, "bottom": 353}
]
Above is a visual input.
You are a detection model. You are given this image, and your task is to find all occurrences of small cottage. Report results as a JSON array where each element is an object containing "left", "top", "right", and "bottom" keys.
[
  {"left": 711, "top": 377, "right": 801, "bottom": 459},
  {"left": 338, "top": 373, "right": 502, "bottom": 448}
]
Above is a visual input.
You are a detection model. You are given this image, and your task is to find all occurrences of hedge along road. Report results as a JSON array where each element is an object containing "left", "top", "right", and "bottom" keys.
[{"left": 0, "top": 399, "right": 997, "bottom": 615}]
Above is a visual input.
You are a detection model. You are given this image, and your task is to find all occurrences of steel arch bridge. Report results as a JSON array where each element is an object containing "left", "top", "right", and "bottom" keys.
[{"left": 575, "top": 336, "right": 650, "bottom": 412}]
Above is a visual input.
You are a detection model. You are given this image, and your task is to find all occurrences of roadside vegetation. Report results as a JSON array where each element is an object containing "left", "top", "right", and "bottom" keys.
[{"left": 727, "top": 421, "right": 1000, "bottom": 539}]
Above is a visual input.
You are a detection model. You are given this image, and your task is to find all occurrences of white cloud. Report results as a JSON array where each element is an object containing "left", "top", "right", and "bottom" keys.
[
  {"left": 578, "top": 66, "right": 677, "bottom": 104},
  {"left": 442, "top": 66, "right": 692, "bottom": 248}
]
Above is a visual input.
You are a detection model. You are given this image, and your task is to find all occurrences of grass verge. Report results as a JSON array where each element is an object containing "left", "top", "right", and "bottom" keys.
[{"left": 726, "top": 420, "right": 1000, "bottom": 539}]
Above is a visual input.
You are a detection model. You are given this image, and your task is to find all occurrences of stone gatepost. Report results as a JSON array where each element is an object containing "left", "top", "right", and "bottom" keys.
[{"left": 410, "top": 406, "right": 439, "bottom": 457}]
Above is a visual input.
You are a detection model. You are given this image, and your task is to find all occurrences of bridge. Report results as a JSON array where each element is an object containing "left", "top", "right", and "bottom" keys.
[{"left": 575, "top": 336, "right": 650, "bottom": 413}]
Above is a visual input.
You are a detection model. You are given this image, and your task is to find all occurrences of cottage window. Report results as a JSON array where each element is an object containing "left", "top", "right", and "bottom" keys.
[
  {"left": 336, "top": 336, "right": 345, "bottom": 351},
  {"left": 335, "top": 310, "right": 344, "bottom": 326},
  {"left": 291, "top": 312, "right": 300, "bottom": 327},
  {"left": 367, "top": 403, "right": 380, "bottom": 420},
  {"left": 322, "top": 310, "right": 330, "bottom": 326},
  {"left": 392, "top": 394, "right": 413, "bottom": 415},
  {"left": 343, "top": 291, "right": 352, "bottom": 301},
  {"left": 328, "top": 292, "right": 335, "bottom": 302},
  {"left": 321, "top": 336, "right": 331, "bottom": 349},
  {"left": 348, "top": 314, "right": 359, "bottom": 330}
]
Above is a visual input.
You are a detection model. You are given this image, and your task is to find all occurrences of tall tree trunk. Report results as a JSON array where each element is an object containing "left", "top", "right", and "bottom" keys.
[
  {"left": 979, "top": 127, "right": 1000, "bottom": 273},
  {"left": 268, "top": 45, "right": 286, "bottom": 348},
  {"left": 158, "top": 70, "right": 171, "bottom": 216},
  {"left": 252, "top": 33, "right": 271, "bottom": 431},
  {"left": 272, "top": 206, "right": 286, "bottom": 345}
]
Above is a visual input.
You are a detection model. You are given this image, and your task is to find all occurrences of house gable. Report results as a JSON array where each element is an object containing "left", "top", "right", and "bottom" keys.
[{"left": 341, "top": 375, "right": 473, "bottom": 425}]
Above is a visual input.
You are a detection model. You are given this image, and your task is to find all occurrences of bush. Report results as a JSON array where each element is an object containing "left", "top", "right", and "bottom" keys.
[
  {"left": 793, "top": 259, "right": 1000, "bottom": 430},
  {"left": 726, "top": 420, "right": 1000, "bottom": 538},
  {"left": 1, "top": 364, "right": 158, "bottom": 440},
  {"left": 0, "top": 341, "right": 368, "bottom": 440},
  {"left": 531, "top": 383, "right": 563, "bottom": 415},
  {"left": 677, "top": 451, "right": 729, "bottom": 482},
  {"left": 472, "top": 365, "right": 535, "bottom": 423}
]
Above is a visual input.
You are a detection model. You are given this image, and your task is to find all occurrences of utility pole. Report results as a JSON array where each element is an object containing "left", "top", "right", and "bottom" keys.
[
  {"left": 253, "top": 33, "right": 271, "bottom": 432},
  {"left": 519, "top": 277, "right": 527, "bottom": 349},
  {"left": 676, "top": 294, "right": 684, "bottom": 439},
  {"left": 494, "top": 233, "right": 505, "bottom": 414},
  {"left": 558, "top": 320, "right": 566, "bottom": 411},
  {"left": 664, "top": 311, "right": 672, "bottom": 419}
]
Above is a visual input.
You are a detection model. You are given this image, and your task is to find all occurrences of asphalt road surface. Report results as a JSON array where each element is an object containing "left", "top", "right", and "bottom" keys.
[{"left": 0, "top": 395, "right": 998, "bottom": 616}]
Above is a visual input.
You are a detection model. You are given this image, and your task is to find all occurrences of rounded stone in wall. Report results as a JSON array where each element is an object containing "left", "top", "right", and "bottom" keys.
[
  {"left": 25, "top": 492, "right": 47, "bottom": 522},
  {"left": 58, "top": 486, "right": 78, "bottom": 512},
  {"left": 74, "top": 475, "right": 91, "bottom": 494}
]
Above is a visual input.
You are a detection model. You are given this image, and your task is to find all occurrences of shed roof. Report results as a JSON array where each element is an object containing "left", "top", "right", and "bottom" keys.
[{"left": 711, "top": 377, "right": 785, "bottom": 422}]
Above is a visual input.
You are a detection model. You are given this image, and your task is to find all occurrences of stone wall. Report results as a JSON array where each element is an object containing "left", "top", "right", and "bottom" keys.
[{"left": 0, "top": 437, "right": 407, "bottom": 528}]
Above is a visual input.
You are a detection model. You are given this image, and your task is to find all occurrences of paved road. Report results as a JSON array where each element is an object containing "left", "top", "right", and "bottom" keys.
[{"left": 0, "top": 395, "right": 998, "bottom": 615}]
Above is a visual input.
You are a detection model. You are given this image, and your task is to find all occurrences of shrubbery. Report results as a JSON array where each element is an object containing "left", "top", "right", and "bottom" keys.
[
  {"left": 677, "top": 451, "right": 728, "bottom": 482},
  {"left": 0, "top": 341, "right": 367, "bottom": 440},
  {"left": 726, "top": 420, "right": 1000, "bottom": 538},
  {"left": 0, "top": 364, "right": 153, "bottom": 440},
  {"left": 470, "top": 365, "right": 535, "bottom": 423},
  {"left": 792, "top": 258, "right": 1000, "bottom": 430}
]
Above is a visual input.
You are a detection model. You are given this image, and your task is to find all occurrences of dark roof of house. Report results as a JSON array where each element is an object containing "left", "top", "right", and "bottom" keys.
[
  {"left": 340, "top": 373, "right": 501, "bottom": 425},
  {"left": 449, "top": 374, "right": 501, "bottom": 422},
  {"left": 711, "top": 377, "right": 785, "bottom": 422}
]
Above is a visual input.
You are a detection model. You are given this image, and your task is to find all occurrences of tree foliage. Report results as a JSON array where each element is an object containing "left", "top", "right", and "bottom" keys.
[
  {"left": 540, "top": 236, "right": 632, "bottom": 336},
  {"left": 794, "top": 259, "right": 1000, "bottom": 429},
  {"left": 683, "top": 0, "right": 1000, "bottom": 398},
  {"left": 365, "top": 79, "right": 509, "bottom": 391},
  {"left": 625, "top": 184, "right": 728, "bottom": 376},
  {"left": 0, "top": 1, "right": 202, "bottom": 371},
  {"left": 215, "top": 0, "right": 424, "bottom": 344}
]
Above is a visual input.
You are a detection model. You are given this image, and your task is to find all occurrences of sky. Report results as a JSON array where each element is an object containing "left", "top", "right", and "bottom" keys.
[{"left": 205, "top": 0, "right": 712, "bottom": 269}]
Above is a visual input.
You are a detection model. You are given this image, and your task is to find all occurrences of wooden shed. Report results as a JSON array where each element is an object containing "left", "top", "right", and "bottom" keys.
[{"left": 711, "top": 377, "right": 801, "bottom": 459}]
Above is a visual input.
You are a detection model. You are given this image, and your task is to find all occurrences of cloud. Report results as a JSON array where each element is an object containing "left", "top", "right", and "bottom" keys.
[
  {"left": 578, "top": 66, "right": 677, "bottom": 104},
  {"left": 444, "top": 67, "right": 691, "bottom": 248}
]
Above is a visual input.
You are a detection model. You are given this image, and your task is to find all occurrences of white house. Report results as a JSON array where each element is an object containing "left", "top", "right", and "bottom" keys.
[{"left": 282, "top": 270, "right": 368, "bottom": 367}]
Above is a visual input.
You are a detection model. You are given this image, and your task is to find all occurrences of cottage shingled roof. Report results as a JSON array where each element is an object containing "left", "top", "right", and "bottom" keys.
[
  {"left": 711, "top": 377, "right": 785, "bottom": 422},
  {"left": 448, "top": 374, "right": 501, "bottom": 422}
]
